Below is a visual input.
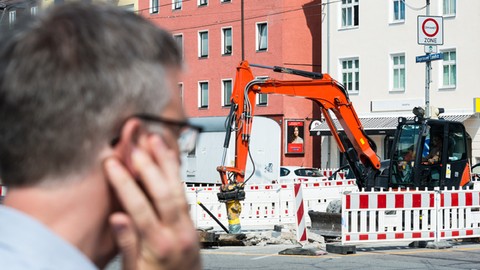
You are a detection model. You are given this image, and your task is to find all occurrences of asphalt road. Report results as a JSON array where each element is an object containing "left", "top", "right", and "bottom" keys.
[
  {"left": 200, "top": 241, "right": 480, "bottom": 270},
  {"left": 106, "top": 240, "right": 480, "bottom": 270}
]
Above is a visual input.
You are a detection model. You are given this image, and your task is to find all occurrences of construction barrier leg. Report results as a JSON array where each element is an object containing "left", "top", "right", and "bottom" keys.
[{"left": 226, "top": 200, "right": 242, "bottom": 233}]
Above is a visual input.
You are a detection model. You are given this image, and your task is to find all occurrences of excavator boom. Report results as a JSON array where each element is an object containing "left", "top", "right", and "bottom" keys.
[{"left": 216, "top": 61, "right": 382, "bottom": 232}]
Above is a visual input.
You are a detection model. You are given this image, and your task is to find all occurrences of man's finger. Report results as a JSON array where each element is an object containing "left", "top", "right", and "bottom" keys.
[
  {"left": 104, "top": 158, "right": 157, "bottom": 231},
  {"left": 148, "top": 136, "right": 189, "bottom": 224},
  {"left": 131, "top": 144, "right": 184, "bottom": 224},
  {"left": 109, "top": 213, "right": 138, "bottom": 270}
]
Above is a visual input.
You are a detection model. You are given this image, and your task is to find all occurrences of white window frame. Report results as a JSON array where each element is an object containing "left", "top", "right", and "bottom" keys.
[
  {"left": 172, "top": 0, "right": 182, "bottom": 10},
  {"left": 221, "top": 0, "right": 231, "bottom": 2},
  {"left": 391, "top": 0, "right": 405, "bottom": 23},
  {"left": 173, "top": 34, "right": 184, "bottom": 58},
  {"left": 222, "top": 79, "right": 233, "bottom": 106},
  {"left": 257, "top": 93, "right": 268, "bottom": 106},
  {"left": 221, "top": 27, "right": 232, "bottom": 55},
  {"left": 341, "top": 0, "right": 359, "bottom": 28},
  {"left": 198, "top": 0, "right": 208, "bottom": 6},
  {"left": 150, "top": 0, "right": 159, "bottom": 13},
  {"left": 390, "top": 53, "right": 406, "bottom": 92},
  {"left": 340, "top": 58, "right": 360, "bottom": 94},
  {"left": 256, "top": 22, "right": 268, "bottom": 52},
  {"left": 198, "top": 81, "right": 209, "bottom": 108},
  {"left": 198, "top": 31, "right": 209, "bottom": 58},
  {"left": 8, "top": 10, "right": 16, "bottom": 27},
  {"left": 30, "top": 6, "right": 38, "bottom": 15},
  {"left": 442, "top": 0, "right": 456, "bottom": 17},
  {"left": 440, "top": 49, "right": 456, "bottom": 89}
]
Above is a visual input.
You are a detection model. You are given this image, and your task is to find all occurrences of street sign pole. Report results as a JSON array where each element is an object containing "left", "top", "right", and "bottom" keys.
[
  {"left": 417, "top": 2, "right": 443, "bottom": 119},
  {"left": 425, "top": 56, "right": 432, "bottom": 118},
  {"left": 425, "top": 0, "right": 431, "bottom": 118}
]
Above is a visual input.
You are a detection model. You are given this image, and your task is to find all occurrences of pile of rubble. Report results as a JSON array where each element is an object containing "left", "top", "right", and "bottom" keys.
[
  {"left": 199, "top": 224, "right": 326, "bottom": 248},
  {"left": 243, "top": 225, "right": 325, "bottom": 247}
]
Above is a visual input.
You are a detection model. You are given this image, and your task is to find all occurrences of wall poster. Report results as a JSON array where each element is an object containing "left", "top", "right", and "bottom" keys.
[{"left": 285, "top": 120, "right": 304, "bottom": 154}]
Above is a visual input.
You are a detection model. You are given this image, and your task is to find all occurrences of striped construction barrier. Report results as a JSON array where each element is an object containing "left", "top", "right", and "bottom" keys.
[
  {"left": 294, "top": 183, "right": 307, "bottom": 242},
  {"left": 342, "top": 189, "right": 436, "bottom": 243},
  {"left": 187, "top": 182, "right": 480, "bottom": 245},
  {"left": 185, "top": 179, "right": 358, "bottom": 231},
  {"left": 341, "top": 188, "right": 480, "bottom": 245},
  {"left": 438, "top": 190, "right": 480, "bottom": 240}
]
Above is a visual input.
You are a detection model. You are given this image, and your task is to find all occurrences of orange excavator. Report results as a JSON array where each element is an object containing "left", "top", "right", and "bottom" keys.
[{"left": 216, "top": 61, "right": 472, "bottom": 233}]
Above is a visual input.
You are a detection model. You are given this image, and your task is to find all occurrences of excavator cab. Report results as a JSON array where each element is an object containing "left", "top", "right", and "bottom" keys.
[{"left": 389, "top": 117, "right": 471, "bottom": 189}]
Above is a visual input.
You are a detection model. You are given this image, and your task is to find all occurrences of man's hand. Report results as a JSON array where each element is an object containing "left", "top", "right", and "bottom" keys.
[{"left": 104, "top": 135, "right": 201, "bottom": 270}]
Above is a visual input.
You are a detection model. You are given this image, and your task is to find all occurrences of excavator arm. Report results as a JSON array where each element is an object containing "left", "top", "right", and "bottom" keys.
[{"left": 216, "top": 61, "right": 381, "bottom": 233}]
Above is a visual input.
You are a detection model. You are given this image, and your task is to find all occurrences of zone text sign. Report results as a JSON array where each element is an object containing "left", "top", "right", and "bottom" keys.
[{"left": 418, "top": 16, "right": 443, "bottom": 45}]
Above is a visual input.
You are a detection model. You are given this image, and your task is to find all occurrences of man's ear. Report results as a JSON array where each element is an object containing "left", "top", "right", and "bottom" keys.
[{"left": 111, "top": 118, "right": 149, "bottom": 174}]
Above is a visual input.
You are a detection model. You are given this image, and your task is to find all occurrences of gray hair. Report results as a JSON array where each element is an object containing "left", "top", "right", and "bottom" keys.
[{"left": 0, "top": 2, "right": 182, "bottom": 186}]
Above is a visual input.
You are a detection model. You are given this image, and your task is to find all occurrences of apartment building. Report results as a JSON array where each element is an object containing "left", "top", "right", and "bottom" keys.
[
  {"left": 140, "top": 0, "right": 324, "bottom": 167},
  {"left": 317, "top": 0, "right": 480, "bottom": 168}
]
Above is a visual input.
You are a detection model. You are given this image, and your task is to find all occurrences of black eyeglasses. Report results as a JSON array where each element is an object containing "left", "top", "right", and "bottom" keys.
[{"left": 110, "top": 113, "right": 203, "bottom": 153}]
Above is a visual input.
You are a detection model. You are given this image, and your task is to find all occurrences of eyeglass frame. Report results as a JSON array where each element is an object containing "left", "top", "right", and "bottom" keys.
[{"left": 110, "top": 113, "right": 203, "bottom": 152}]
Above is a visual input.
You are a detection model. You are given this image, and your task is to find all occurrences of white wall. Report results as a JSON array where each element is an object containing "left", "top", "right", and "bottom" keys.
[
  {"left": 321, "top": 0, "right": 480, "bottom": 167},
  {"left": 181, "top": 117, "right": 281, "bottom": 184},
  {"left": 465, "top": 115, "right": 480, "bottom": 164}
]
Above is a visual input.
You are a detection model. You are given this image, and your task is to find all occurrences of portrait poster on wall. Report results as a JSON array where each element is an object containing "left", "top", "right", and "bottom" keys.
[{"left": 285, "top": 120, "right": 304, "bottom": 154}]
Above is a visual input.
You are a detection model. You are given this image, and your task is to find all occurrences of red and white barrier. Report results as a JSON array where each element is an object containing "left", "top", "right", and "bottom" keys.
[
  {"left": 437, "top": 190, "right": 480, "bottom": 240},
  {"left": 341, "top": 188, "right": 480, "bottom": 245},
  {"left": 342, "top": 189, "right": 436, "bottom": 243},
  {"left": 0, "top": 186, "right": 6, "bottom": 196},
  {"left": 294, "top": 183, "right": 307, "bottom": 242},
  {"left": 185, "top": 179, "right": 358, "bottom": 231},
  {"left": 186, "top": 182, "right": 480, "bottom": 247}
]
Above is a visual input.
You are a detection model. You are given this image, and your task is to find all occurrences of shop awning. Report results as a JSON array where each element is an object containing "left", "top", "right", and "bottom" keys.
[{"left": 310, "top": 114, "right": 474, "bottom": 136}]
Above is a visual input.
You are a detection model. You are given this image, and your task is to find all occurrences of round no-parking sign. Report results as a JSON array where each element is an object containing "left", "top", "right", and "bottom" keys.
[{"left": 418, "top": 16, "right": 444, "bottom": 45}]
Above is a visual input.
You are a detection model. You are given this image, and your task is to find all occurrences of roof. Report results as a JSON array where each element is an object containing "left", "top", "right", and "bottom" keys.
[{"left": 309, "top": 114, "right": 474, "bottom": 136}]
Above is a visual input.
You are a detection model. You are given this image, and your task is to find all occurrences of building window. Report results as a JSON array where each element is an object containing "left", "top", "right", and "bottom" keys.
[
  {"left": 392, "top": 0, "right": 405, "bottom": 22},
  {"left": 442, "top": 50, "right": 456, "bottom": 88},
  {"left": 199, "top": 82, "right": 209, "bottom": 108},
  {"left": 391, "top": 54, "right": 405, "bottom": 91},
  {"left": 256, "top": 22, "right": 268, "bottom": 51},
  {"left": 173, "top": 0, "right": 182, "bottom": 10},
  {"left": 150, "top": 0, "right": 159, "bottom": 13},
  {"left": 443, "top": 0, "right": 456, "bottom": 16},
  {"left": 257, "top": 93, "right": 268, "bottom": 105},
  {"left": 199, "top": 31, "right": 209, "bottom": 58},
  {"left": 222, "top": 27, "right": 232, "bottom": 55},
  {"left": 341, "top": 0, "right": 359, "bottom": 28},
  {"left": 30, "top": 6, "right": 38, "bottom": 15},
  {"left": 222, "top": 79, "right": 232, "bottom": 106},
  {"left": 173, "top": 34, "right": 183, "bottom": 59},
  {"left": 199, "top": 0, "right": 207, "bottom": 6},
  {"left": 8, "top": 10, "right": 15, "bottom": 27},
  {"left": 341, "top": 58, "right": 359, "bottom": 93},
  {"left": 221, "top": 0, "right": 231, "bottom": 2}
]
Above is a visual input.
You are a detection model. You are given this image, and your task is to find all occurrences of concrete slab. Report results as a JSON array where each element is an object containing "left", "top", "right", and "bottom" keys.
[
  {"left": 426, "top": 240, "right": 452, "bottom": 249},
  {"left": 326, "top": 243, "right": 356, "bottom": 255},
  {"left": 278, "top": 247, "right": 328, "bottom": 256}
]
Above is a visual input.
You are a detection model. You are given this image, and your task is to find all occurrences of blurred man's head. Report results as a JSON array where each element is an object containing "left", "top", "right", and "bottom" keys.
[{"left": 0, "top": 2, "right": 182, "bottom": 187}]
